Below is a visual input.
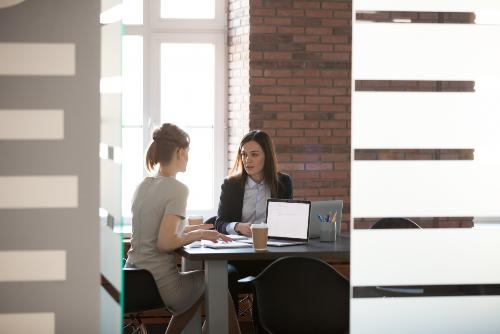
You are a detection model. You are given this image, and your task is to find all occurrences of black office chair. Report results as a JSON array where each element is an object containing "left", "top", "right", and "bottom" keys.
[
  {"left": 123, "top": 268, "right": 167, "bottom": 334},
  {"left": 370, "top": 218, "right": 423, "bottom": 297},
  {"left": 371, "top": 217, "right": 421, "bottom": 229},
  {"left": 245, "top": 256, "right": 349, "bottom": 334}
]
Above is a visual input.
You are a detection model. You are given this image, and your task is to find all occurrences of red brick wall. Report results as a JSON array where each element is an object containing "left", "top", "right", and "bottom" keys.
[
  {"left": 228, "top": 0, "right": 251, "bottom": 170},
  {"left": 227, "top": 3, "right": 475, "bottom": 230},
  {"left": 246, "top": 0, "right": 353, "bottom": 231}
]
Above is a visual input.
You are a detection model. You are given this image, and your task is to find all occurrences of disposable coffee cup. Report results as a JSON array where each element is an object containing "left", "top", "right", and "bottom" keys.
[
  {"left": 188, "top": 215, "right": 204, "bottom": 226},
  {"left": 251, "top": 223, "right": 268, "bottom": 251}
]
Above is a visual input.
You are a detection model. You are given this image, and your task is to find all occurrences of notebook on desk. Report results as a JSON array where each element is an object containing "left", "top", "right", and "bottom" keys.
[
  {"left": 204, "top": 241, "right": 252, "bottom": 249},
  {"left": 240, "top": 199, "right": 312, "bottom": 247},
  {"left": 186, "top": 240, "right": 252, "bottom": 249}
]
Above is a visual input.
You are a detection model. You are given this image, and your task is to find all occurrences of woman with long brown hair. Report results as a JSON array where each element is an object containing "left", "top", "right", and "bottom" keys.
[
  {"left": 214, "top": 130, "right": 293, "bottom": 307},
  {"left": 215, "top": 130, "right": 293, "bottom": 236}
]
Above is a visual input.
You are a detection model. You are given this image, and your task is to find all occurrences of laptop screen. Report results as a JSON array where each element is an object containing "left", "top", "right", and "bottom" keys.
[{"left": 266, "top": 199, "right": 311, "bottom": 240}]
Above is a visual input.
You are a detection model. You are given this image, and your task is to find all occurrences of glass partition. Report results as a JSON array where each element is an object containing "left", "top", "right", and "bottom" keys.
[
  {"left": 352, "top": 1, "right": 500, "bottom": 333},
  {"left": 100, "top": 0, "right": 123, "bottom": 332}
]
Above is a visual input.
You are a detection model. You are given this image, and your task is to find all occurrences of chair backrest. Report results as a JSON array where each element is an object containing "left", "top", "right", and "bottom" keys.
[
  {"left": 123, "top": 268, "right": 165, "bottom": 314},
  {"left": 251, "top": 257, "right": 349, "bottom": 334},
  {"left": 371, "top": 217, "right": 421, "bottom": 229},
  {"left": 204, "top": 215, "right": 216, "bottom": 226}
]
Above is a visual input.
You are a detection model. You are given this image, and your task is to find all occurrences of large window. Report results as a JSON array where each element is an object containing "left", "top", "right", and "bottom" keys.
[{"left": 121, "top": 0, "right": 226, "bottom": 219}]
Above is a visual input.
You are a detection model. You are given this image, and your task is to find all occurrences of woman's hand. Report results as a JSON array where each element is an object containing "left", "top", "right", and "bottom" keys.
[
  {"left": 184, "top": 223, "right": 213, "bottom": 233},
  {"left": 201, "top": 230, "right": 233, "bottom": 243},
  {"left": 235, "top": 222, "right": 252, "bottom": 237}
]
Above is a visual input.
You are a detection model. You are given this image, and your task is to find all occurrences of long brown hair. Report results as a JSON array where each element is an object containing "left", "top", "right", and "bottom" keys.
[
  {"left": 145, "top": 123, "right": 190, "bottom": 172},
  {"left": 230, "top": 130, "right": 281, "bottom": 197}
]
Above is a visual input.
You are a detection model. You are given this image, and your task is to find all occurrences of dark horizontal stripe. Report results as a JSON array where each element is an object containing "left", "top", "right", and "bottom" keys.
[
  {"left": 353, "top": 284, "right": 500, "bottom": 298},
  {"left": 356, "top": 11, "right": 475, "bottom": 24},
  {"left": 101, "top": 274, "right": 120, "bottom": 304},
  {"left": 355, "top": 80, "right": 475, "bottom": 92},
  {"left": 354, "top": 217, "right": 474, "bottom": 229},
  {"left": 355, "top": 149, "right": 474, "bottom": 161}
]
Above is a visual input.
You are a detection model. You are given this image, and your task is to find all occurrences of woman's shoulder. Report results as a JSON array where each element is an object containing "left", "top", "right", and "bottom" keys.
[
  {"left": 146, "top": 176, "right": 189, "bottom": 195},
  {"left": 223, "top": 174, "right": 243, "bottom": 186},
  {"left": 165, "top": 177, "right": 189, "bottom": 194},
  {"left": 277, "top": 172, "right": 292, "bottom": 182}
]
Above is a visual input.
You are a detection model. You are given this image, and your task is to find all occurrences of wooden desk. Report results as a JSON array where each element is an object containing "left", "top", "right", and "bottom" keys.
[{"left": 176, "top": 236, "right": 350, "bottom": 334}]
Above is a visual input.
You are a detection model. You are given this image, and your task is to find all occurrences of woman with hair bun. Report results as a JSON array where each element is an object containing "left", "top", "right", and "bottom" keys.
[{"left": 125, "top": 123, "right": 240, "bottom": 333}]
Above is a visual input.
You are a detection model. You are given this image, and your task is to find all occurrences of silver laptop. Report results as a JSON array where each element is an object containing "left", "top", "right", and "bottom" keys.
[
  {"left": 309, "top": 200, "right": 343, "bottom": 238},
  {"left": 264, "top": 198, "right": 311, "bottom": 246}
]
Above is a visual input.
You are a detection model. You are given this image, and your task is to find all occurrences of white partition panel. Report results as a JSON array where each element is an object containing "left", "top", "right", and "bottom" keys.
[
  {"left": 101, "top": 94, "right": 121, "bottom": 146},
  {"left": 351, "top": 229, "right": 500, "bottom": 286},
  {"left": 101, "top": 23, "right": 122, "bottom": 77},
  {"left": 0, "top": 43, "right": 75, "bottom": 76},
  {"left": 99, "top": 1, "right": 123, "bottom": 332},
  {"left": 353, "top": 24, "right": 500, "bottom": 80},
  {"left": 352, "top": 297, "right": 500, "bottom": 334},
  {"left": 100, "top": 159, "right": 122, "bottom": 222},
  {"left": 100, "top": 222, "right": 122, "bottom": 292},
  {"left": 352, "top": 1, "right": 500, "bottom": 333},
  {"left": 0, "top": 313, "right": 55, "bottom": 334},
  {"left": 0, "top": 110, "right": 64, "bottom": 140},
  {"left": 352, "top": 92, "right": 500, "bottom": 149},
  {"left": 0, "top": 176, "right": 78, "bottom": 209},
  {"left": 0, "top": 251, "right": 66, "bottom": 282},
  {"left": 0, "top": 1, "right": 27, "bottom": 10},
  {"left": 100, "top": 287, "right": 121, "bottom": 334},
  {"left": 352, "top": 161, "right": 500, "bottom": 217}
]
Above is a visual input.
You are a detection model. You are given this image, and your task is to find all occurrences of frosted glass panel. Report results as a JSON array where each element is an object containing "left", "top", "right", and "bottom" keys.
[
  {"left": 0, "top": 109, "right": 64, "bottom": 140},
  {"left": 101, "top": 23, "right": 121, "bottom": 77},
  {"left": 161, "top": 0, "right": 215, "bottom": 19},
  {"left": 0, "top": 313, "right": 55, "bottom": 334},
  {"left": 351, "top": 161, "right": 500, "bottom": 217},
  {"left": 354, "top": 0, "right": 500, "bottom": 12},
  {"left": 122, "top": 35, "right": 143, "bottom": 126},
  {"left": 100, "top": 287, "right": 121, "bottom": 334},
  {"left": 161, "top": 43, "right": 215, "bottom": 126},
  {"left": 100, "top": 221, "right": 123, "bottom": 291},
  {"left": 351, "top": 229, "right": 500, "bottom": 286},
  {"left": 102, "top": 0, "right": 121, "bottom": 12},
  {"left": 0, "top": 176, "right": 77, "bottom": 209},
  {"left": 0, "top": 251, "right": 66, "bottom": 282},
  {"left": 0, "top": 43, "right": 75, "bottom": 76},
  {"left": 353, "top": 23, "right": 500, "bottom": 80},
  {"left": 123, "top": 0, "right": 143, "bottom": 25},
  {"left": 177, "top": 127, "right": 214, "bottom": 211},
  {"left": 101, "top": 94, "right": 121, "bottom": 146},
  {"left": 100, "top": 159, "right": 122, "bottom": 221},
  {"left": 352, "top": 91, "right": 500, "bottom": 150},
  {"left": 122, "top": 127, "right": 143, "bottom": 217},
  {"left": 351, "top": 297, "right": 500, "bottom": 334}
]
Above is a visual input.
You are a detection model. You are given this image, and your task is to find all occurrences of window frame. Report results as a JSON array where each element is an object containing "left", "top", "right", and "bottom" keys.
[{"left": 122, "top": 0, "right": 227, "bottom": 219}]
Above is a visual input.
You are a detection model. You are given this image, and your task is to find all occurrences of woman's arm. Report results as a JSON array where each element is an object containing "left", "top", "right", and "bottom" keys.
[
  {"left": 183, "top": 223, "right": 213, "bottom": 233},
  {"left": 214, "top": 178, "right": 243, "bottom": 234},
  {"left": 157, "top": 214, "right": 230, "bottom": 252}
]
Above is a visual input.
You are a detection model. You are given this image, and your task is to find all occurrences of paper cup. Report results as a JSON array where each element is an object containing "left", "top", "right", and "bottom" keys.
[{"left": 251, "top": 223, "right": 268, "bottom": 251}]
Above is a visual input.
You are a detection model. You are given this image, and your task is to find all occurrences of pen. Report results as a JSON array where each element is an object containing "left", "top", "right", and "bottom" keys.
[
  {"left": 325, "top": 214, "right": 330, "bottom": 223},
  {"left": 316, "top": 214, "right": 323, "bottom": 223}
]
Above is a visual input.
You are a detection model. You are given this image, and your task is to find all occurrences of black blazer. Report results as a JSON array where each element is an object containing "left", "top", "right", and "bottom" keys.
[{"left": 215, "top": 173, "right": 293, "bottom": 234}]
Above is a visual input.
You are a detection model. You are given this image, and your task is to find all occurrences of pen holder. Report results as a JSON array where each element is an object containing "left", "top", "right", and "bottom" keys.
[{"left": 319, "top": 221, "right": 336, "bottom": 242}]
